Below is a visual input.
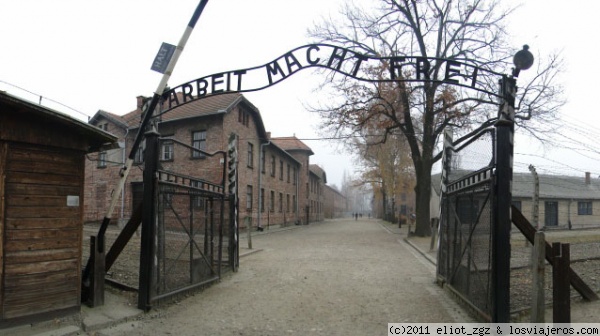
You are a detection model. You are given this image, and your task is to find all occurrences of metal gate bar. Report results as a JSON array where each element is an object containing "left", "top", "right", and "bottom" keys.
[{"left": 138, "top": 130, "right": 236, "bottom": 309}]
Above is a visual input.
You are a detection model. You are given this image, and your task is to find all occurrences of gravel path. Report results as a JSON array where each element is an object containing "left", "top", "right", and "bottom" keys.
[{"left": 97, "top": 218, "right": 474, "bottom": 335}]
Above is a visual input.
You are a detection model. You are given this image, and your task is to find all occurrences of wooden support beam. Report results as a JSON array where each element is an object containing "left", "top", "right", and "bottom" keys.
[
  {"left": 511, "top": 205, "right": 598, "bottom": 301},
  {"left": 105, "top": 202, "right": 143, "bottom": 272},
  {"left": 552, "top": 242, "right": 571, "bottom": 323},
  {"left": 88, "top": 236, "right": 105, "bottom": 307}
]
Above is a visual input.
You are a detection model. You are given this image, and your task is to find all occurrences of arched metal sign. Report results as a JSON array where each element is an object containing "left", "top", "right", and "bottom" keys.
[{"left": 161, "top": 43, "right": 503, "bottom": 113}]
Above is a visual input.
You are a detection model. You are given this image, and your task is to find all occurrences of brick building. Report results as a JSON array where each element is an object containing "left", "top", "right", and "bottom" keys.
[
  {"left": 84, "top": 93, "right": 328, "bottom": 228},
  {"left": 323, "top": 184, "right": 348, "bottom": 219}
]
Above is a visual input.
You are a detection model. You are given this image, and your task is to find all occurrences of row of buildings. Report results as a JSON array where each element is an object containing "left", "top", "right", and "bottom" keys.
[
  {"left": 84, "top": 93, "right": 347, "bottom": 228},
  {"left": 431, "top": 170, "right": 600, "bottom": 230},
  {"left": 0, "top": 90, "right": 348, "bottom": 326}
]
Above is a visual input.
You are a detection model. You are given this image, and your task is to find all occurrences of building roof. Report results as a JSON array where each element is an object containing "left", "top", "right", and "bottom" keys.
[
  {"left": 432, "top": 171, "right": 600, "bottom": 200},
  {"left": 90, "top": 110, "right": 129, "bottom": 129},
  {"left": 270, "top": 136, "right": 314, "bottom": 155},
  {"left": 513, "top": 172, "right": 600, "bottom": 200},
  {"left": 309, "top": 164, "right": 327, "bottom": 183},
  {"left": 266, "top": 141, "right": 302, "bottom": 166},
  {"left": 324, "top": 184, "right": 345, "bottom": 197},
  {"left": 0, "top": 91, "right": 117, "bottom": 152},
  {"left": 92, "top": 93, "right": 268, "bottom": 140}
]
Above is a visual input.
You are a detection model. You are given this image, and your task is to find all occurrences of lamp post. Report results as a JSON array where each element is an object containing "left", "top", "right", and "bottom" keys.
[{"left": 492, "top": 45, "right": 534, "bottom": 322}]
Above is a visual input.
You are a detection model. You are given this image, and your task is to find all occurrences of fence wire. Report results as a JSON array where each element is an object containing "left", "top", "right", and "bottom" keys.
[
  {"left": 438, "top": 128, "right": 495, "bottom": 320},
  {"left": 154, "top": 182, "right": 231, "bottom": 300}
]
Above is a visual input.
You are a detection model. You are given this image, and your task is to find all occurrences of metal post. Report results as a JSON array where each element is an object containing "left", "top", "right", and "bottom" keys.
[
  {"left": 492, "top": 74, "right": 516, "bottom": 322},
  {"left": 138, "top": 128, "right": 160, "bottom": 311},
  {"left": 227, "top": 133, "right": 239, "bottom": 272},
  {"left": 82, "top": 0, "right": 210, "bottom": 299}
]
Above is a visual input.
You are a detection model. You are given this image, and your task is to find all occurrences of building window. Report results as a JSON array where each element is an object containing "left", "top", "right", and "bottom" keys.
[
  {"left": 161, "top": 139, "right": 174, "bottom": 161},
  {"left": 247, "top": 142, "right": 254, "bottom": 168},
  {"left": 238, "top": 108, "right": 250, "bottom": 127},
  {"left": 293, "top": 195, "right": 297, "bottom": 213},
  {"left": 287, "top": 164, "right": 291, "bottom": 183},
  {"left": 578, "top": 201, "right": 593, "bottom": 215},
  {"left": 98, "top": 123, "right": 109, "bottom": 132},
  {"left": 191, "top": 182, "right": 206, "bottom": 209},
  {"left": 270, "top": 155, "right": 276, "bottom": 177},
  {"left": 270, "top": 190, "right": 275, "bottom": 212},
  {"left": 134, "top": 139, "right": 145, "bottom": 164},
  {"left": 261, "top": 149, "right": 266, "bottom": 174},
  {"left": 545, "top": 201, "right": 558, "bottom": 226},
  {"left": 286, "top": 194, "right": 290, "bottom": 213},
  {"left": 191, "top": 130, "right": 206, "bottom": 158},
  {"left": 293, "top": 167, "right": 297, "bottom": 185},
  {"left": 279, "top": 192, "right": 283, "bottom": 212},
  {"left": 246, "top": 185, "right": 253, "bottom": 210},
  {"left": 193, "top": 196, "right": 205, "bottom": 210},
  {"left": 98, "top": 151, "right": 107, "bottom": 168},
  {"left": 260, "top": 188, "right": 265, "bottom": 213},
  {"left": 279, "top": 160, "right": 283, "bottom": 180},
  {"left": 457, "top": 198, "right": 479, "bottom": 225}
]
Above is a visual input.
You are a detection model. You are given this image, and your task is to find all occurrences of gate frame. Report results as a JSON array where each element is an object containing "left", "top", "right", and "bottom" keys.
[
  {"left": 138, "top": 127, "right": 159, "bottom": 311},
  {"left": 84, "top": 33, "right": 534, "bottom": 317},
  {"left": 137, "top": 127, "right": 234, "bottom": 310},
  {"left": 437, "top": 127, "right": 496, "bottom": 320},
  {"left": 492, "top": 74, "right": 516, "bottom": 322},
  {"left": 437, "top": 75, "right": 518, "bottom": 322}
]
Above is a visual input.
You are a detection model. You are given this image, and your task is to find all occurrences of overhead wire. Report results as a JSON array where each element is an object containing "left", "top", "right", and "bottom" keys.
[{"left": 0, "top": 79, "right": 91, "bottom": 120}]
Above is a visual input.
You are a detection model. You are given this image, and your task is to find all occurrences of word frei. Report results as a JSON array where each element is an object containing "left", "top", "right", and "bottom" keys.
[{"left": 160, "top": 44, "right": 500, "bottom": 113}]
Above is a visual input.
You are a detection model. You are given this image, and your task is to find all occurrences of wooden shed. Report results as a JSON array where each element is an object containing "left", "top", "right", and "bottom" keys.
[{"left": 0, "top": 92, "right": 116, "bottom": 326}]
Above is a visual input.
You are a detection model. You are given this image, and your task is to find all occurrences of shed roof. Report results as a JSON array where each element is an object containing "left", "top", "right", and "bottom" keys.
[{"left": 0, "top": 91, "right": 117, "bottom": 152}]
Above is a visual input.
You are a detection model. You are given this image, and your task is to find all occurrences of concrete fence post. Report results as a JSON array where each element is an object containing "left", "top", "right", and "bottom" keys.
[{"left": 531, "top": 231, "right": 545, "bottom": 322}]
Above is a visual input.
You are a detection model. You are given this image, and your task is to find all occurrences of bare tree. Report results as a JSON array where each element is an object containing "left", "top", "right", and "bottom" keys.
[
  {"left": 353, "top": 117, "right": 415, "bottom": 221},
  {"left": 309, "top": 0, "right": 564, "bottom": 236}
]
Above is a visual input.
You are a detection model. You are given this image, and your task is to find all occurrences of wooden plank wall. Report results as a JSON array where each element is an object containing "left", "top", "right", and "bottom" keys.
[
  {"left": 0, "top": 142, "right": 6, "bottom": 319},
  {"left": 1, "top": 143, "right": 83, "bottom": 320}
]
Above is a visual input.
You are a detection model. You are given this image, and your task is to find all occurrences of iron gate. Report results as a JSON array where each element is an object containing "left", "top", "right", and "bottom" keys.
[
  {"left": 437, "top": 128, "right": 496, "bottom": 320},
  {"left": 138, "top": 130, "right": 237, "bottom": 309}
]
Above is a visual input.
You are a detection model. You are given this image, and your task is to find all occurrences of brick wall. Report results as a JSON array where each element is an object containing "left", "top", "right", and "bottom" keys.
[
  {"left": 83, "top": 116, "right": 128, "bottom": 223},
  {"left": 84, "top": 96, "right": 328, "bottom": 229},
  {"left": 324, "top": 185, "right": 347, "bottom": 218}
]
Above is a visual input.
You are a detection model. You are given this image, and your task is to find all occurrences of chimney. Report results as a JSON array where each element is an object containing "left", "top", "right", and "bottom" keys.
[
  {"left": 586, "top": 171, "right": 591, "bottom": 185},
  {"left": 136, "top": 95, "right": 146, "bottom": 110},
  {"left": 266, "top": 132, "right": 271, "bottom": 139}
]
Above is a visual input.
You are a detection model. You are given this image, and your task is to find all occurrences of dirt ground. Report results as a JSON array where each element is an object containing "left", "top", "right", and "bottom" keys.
[{"left": 94, "top": 218, "right": 474, "bottom": 335}]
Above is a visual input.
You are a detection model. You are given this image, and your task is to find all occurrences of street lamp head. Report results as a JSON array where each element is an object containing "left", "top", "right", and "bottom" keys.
[{"left": 513, "top": 45, "right": 534, "bottom": 71}]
